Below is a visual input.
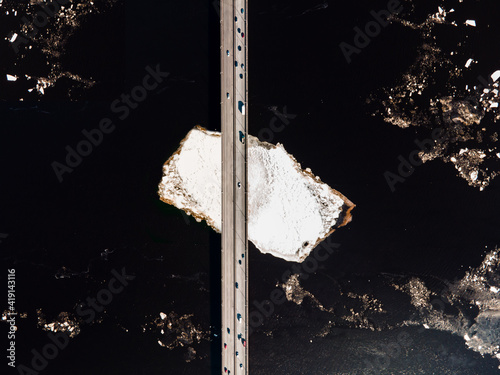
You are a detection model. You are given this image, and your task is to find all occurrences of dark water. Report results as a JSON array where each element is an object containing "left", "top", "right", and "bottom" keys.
[{"left": 1, "top": 0, "right": 500, "bottom": 374}]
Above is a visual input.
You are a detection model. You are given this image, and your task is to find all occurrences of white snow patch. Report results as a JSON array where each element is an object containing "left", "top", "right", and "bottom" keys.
[{"left": 158, "top": 126, "right": 354, "bottom": 262}]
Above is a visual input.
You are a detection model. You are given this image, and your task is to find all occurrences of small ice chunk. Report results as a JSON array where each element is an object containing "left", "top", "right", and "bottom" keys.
[
  {"left": 465, "top": 20, "right": 476, "bottom": 27},
  {"left": 465, "top": 58, "right": 474, "bottom": 68},
  {"left": 6, "top": 74, "right": 17, "bottom": 81},
  {"left": 159, "top": 312, "right": 167, "bottom": 320},
  {"left": 491, "top": 70, "right": 500, "bottom": 82},
  {"left": 490, "top": 102, "right": 499, "bottom": 108},
  {"left": 8, "top": 33, "right": 17, "bottom": 42},
  {"left": 490, "top": 286, "right": 499, "bottom": 293},
  {"left": 464, "top": 334, "right": 471, "bottom": 341},
  {"left": 423, "top": 324, "right": 430, "bottom": 329}
]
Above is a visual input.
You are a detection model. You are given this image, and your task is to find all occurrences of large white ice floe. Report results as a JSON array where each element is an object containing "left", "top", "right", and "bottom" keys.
[{"left": 158, "top": 126, "right": 355, "bottom": 262}]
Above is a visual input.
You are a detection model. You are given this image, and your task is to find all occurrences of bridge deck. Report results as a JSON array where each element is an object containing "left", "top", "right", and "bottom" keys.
[{"left": 221, "top": 0, "right": 249, "bottom": 374}]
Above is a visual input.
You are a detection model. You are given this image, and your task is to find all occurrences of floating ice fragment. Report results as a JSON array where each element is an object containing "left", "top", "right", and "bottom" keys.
[
  {"left": 465, "top": 20, "right": 476, "bottom": 27},
  {"left": 465, "top": 58, "right": 474, "bottom": 68},
  {"left": 491, "top": 70, "right": 500, "bottom": 82},
  {"left": 6, "top": 74, "right": 17, "bottom": 81},
  {"left": 158, "top": 126, "right": 355, "bottom": 262}
]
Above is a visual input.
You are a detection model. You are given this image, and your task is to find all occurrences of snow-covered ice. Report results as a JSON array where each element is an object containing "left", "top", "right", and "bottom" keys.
[{"left": 158, "top": 126, "right": 355, "bottom": 262}]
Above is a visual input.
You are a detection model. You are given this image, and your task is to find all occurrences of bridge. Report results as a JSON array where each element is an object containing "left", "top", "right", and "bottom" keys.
[{"left": 221, "top": 0, "right": 249, "bottom": 374}]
